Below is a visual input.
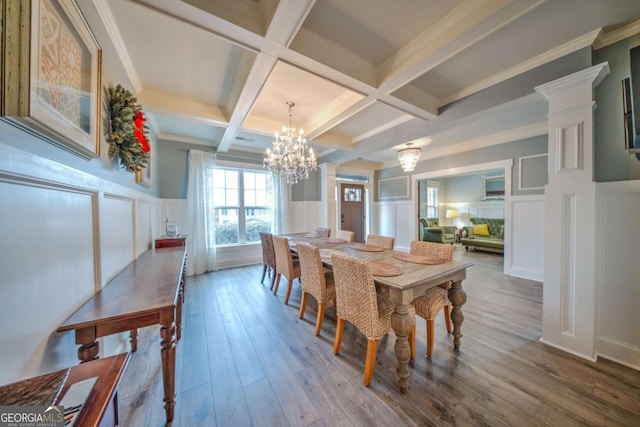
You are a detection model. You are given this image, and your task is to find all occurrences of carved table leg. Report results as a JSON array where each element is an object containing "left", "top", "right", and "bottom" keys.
[
  {"left": 76, "top": 327, "right": 99, "bottom": 363},
  {"left": 130, "top": 329, "right": 138, "bottom": 353},
  {"left": 390, "top": 303, "right": 413, "bottom": 393},
  {"left": 160, "top": 319, "right": 176, "bottom": 423},
  {"left": 448, "top": 280, "right": 467, "bottom": 350},
  {"left": 176, "top": 292, "right": 183, "bottom": 341}
]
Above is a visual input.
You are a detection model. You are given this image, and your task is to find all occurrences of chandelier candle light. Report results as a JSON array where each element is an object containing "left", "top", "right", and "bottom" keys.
[
  {"left": 397, "top": 143, "right": 421, "bottom": 172},
  {"left": 264, "top": 101, "right": 317, "bottom": 184}
]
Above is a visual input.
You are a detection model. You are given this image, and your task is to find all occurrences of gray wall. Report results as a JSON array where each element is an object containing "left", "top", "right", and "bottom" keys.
[
  {"left": 291, "top": 169, "right": 322, "bottom": 201},
  {"left": 594, "top": 35, "right": 640, "bottom": 182},
  {"left": 441, "top": 170, "right": 503, "bottom": 203},
  {"left": 374, "top": 135, "right": 548, "bottom": 201}
]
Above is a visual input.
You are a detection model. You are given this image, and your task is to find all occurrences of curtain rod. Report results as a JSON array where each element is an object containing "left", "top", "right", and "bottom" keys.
[{"left": 178, "top": 148, "right": 261, "bottom": 162}]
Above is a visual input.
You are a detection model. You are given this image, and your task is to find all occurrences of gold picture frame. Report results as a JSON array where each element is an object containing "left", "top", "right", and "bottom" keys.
[
  {"left": 136, "top": 148, "right": 152, "bottom": 187},
  {"left": 1, "top": 0, "right": 102, "bottom": 159}
]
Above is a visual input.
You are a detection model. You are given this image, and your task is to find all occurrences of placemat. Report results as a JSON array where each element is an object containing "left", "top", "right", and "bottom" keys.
[
  {"left": 319, "top": 249, "right": 341, "bottom": 259},
  {"left": 322, "top": 238, "right": 347, "bottom": 244},
  {"left": 350, "top": 243, "right": 385, "bottom": 252},
  {"left": 369, "top": 261, "right": 403, "bottom": 277},
  {"left": 392, "top": 252, "right": 446, "bottom": 264},
  {"left": 303, "top": 233, "right": 322, "bottom": 238}
]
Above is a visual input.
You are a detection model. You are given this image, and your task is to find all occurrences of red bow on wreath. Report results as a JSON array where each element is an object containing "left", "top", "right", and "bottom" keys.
[{"left": 134, "top": 110, "right": 151, "bottom": 153}]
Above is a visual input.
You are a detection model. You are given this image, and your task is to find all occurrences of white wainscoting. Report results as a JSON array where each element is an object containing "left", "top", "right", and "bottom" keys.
[
  {"left": 595, "top": 180, "right": 640, "bottom": 370},
  {"left": 288, "top": 201, "right": 324, "bottom": 234},
  {"left": 373, "top": 201, "right": 413, "bottom": 252},
  {"left": 0, "top": 143, "right": 158, "bottom": 385},
  {"left": 507, "top": 195, "right": 544, "bottom": 281}
]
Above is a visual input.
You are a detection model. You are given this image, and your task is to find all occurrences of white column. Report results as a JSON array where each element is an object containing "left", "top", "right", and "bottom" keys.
[
  {"left": 319, "top": 163, "right": 337, "bottom": 233},
  {"left": 535, "top": 63, "right": 609, "bottom": 360}
]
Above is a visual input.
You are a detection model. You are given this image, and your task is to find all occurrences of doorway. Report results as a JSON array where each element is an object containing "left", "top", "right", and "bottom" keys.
[{"left": 340, "top": 183, "right": 365, "bottom": 243}]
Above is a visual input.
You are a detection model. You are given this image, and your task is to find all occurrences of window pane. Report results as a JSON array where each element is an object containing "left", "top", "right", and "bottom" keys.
[
  {"left": 245, "top": 172, "right": 256, "bottom": 190},
  {"left": 226, "top": 189, "right": 238, "bottom": 206},
  {"left": 213, "top": 189, "right": 226, "bottom": 206},
  {"left": 256, "top": 173, "right": 266, "bottom": 190},
  {"left": 213, "top": 169, "right": 225, "bottom": 185},
  {"left": 226, "top": 170, "right": 238, "bottom": 188},
  {"left": 245, "top": 208, "right": 272, "bottom": 242},
  {"left": 255, "top": 190, "right": 266, "bottom": 206},
  {"left": 215, "top": 208, "right": 238, "bottom": 245},
  {"left": 244, "top": 189, "right": 256, "bottom": 206}
]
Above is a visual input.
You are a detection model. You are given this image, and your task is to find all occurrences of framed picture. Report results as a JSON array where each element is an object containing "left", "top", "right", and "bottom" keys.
[
  {"left": 136, "top": 149, "right": 152, "bottom": 187},
  {"left": 1, "top": 0, "right": 102, "bottom": 159}
]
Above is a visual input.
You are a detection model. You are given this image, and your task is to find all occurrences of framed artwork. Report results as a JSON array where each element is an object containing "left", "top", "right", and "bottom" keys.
[
  {"left": 1, "top": 0, "right": 102, "bottom": 159},
  {"left": 136, "top": 149, "right": 152, "bottom": 187}
]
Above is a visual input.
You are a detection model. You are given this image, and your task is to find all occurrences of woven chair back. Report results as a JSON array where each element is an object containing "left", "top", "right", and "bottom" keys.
[
  {"left": 409, "top": 240, "right": 454, "bottom": 260},
  {"left": 273, "top": 236, "right": 295, "bottom": 279},
  {"left": 366, "top": 234, "right": 395, "bottom": 249},
  {"left": 259, "top": 232, "right": 276, "bottom": 268},
  {"left": 315, "top": 227, "right": 331, "bottom": 238},
  {"left": 296, "top": 242, "right": 329, "bottom": 302},
  {"left": 335, "top": 229, "right": 355, "bottom": 242},
  {"left": 331, "top": 253, "right": 380, "bottom": 337}
]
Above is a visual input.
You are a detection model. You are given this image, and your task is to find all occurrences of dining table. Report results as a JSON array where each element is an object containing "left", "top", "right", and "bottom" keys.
[{"left": 285, "top": 232, "right": 473, "bottom": 393}]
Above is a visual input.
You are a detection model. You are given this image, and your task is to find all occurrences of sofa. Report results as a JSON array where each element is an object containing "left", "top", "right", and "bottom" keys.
[
  {"left": 420, "top": 218, "right": 456, "bottom": 244},
  {"left": 460, "top": 217, "right": 504, "bottom": 253}
]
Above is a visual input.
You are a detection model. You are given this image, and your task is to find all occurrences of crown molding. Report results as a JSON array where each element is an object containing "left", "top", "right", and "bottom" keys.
[
  {"left": 92, "top": 0, "right": 142, "bottom": 93},
  {"left": 593, "top": 19, "right": 640, "bottom": 50},
  {"left": 441, "top": 28, "right": 601, "bottom": 106}
]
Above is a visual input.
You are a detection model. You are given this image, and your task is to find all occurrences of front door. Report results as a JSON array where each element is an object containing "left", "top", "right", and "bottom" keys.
[{"left": 340, "top": 183, "right": 365, "bottom": 243}]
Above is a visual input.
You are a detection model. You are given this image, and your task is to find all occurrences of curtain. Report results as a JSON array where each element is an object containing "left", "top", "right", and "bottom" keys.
[
  {"left": 185, "top": 150, "right": 217, "bottom": 275},
  {"left": 272, "top": 175, "right": 290, "bottom": 234}
]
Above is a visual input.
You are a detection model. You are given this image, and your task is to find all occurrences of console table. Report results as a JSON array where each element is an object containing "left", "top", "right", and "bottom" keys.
[
  {"left": 57, "top": 247, "right": 187, "bottom": 423},
  {"left": 155, "top": 235, "right": 187, "bottom": 248},
  {"left": 0, "top": 353, "right": 129, "bottom": 427}
]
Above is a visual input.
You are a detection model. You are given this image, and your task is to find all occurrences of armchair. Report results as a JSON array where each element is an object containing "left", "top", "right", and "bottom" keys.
[{"left": 420, "top": 218, "right": 456, "bottom": 244}]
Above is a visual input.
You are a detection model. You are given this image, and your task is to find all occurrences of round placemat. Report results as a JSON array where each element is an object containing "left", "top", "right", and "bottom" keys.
[
  {"left": 322, "top": 238, "right": 347, "bottom": 244},
  {"left": 392, "top": 252, "right": 446, "bottom": 264},
  {"left": 350, "top": 243, "right": 386, "bottom": 252},
  {"left": 369, "top": 261, "right": 403, "bottom": 277},
  {"left": 319, "top": 248, "right": 341, "bottom": 259}
]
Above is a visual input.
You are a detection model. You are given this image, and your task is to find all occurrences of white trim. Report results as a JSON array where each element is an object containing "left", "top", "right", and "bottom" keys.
[
  {"left": 593, "top": 19, "right": 640, "bottom": 50},
  {"left": 539, "top": 338, "right": 597, "bottom": 362},
  {"left": 518, "top": 153, "right": 548, "bottom": 190},
  {"left": 353, "top": 114, "right": 414, "bottom": 144},
  {"left": 92, "top": 0, "right": 142, "bottom": 93}
]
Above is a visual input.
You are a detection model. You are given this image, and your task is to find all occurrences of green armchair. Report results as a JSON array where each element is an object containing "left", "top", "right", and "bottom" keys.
[{"left": 420, "top": 218, "right": 456, "bottom": 244}]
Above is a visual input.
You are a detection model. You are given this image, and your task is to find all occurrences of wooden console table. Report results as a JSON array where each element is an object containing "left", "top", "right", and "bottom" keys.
[
  {"left": 57, "top": 247, "right": 187, "bottom": 424},
  {"left": 155, "top": 235, "right": 187, "bottom": 248},
  {"left": 0, "top": 353, "right": 129, "bottom": 427}
]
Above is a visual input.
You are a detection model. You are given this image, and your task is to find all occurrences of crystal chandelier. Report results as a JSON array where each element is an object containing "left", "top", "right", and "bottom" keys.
[
  {"left": 264, "top": 101, "right": 317, "bottom": 184},
  {"left": 397, "top": 143, "right": 421, "bottom": 172}
]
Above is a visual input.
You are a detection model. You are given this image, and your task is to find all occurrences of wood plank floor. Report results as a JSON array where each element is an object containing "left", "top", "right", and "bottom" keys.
[{"left": 117, "top": 246, "right": 640, "bottom": 426}]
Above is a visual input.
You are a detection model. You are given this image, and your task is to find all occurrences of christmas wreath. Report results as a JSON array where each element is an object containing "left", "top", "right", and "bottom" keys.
[{"left": 105, "top": 84, "right": 150, "bottom": 173}]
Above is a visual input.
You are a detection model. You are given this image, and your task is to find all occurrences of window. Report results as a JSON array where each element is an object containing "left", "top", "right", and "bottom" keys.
[
  {"left": 426, "top": 180, "right": 438, "bottom": 218},
  {"left": 211, "top": 168, "right": 273, "bottom": 246}
]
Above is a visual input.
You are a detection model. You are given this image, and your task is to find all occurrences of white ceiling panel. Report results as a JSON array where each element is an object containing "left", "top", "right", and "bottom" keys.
[
  {"left": 330, "top": 102, "right": 408, "bottom": 138},
  {"left": 150, "top": 113, "right": 225, "bottom": 144}
]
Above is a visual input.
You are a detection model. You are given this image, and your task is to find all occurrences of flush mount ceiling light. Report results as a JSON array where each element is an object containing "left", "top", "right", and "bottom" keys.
[
  {"left": 263, "top": 101, "right": 317, "bottom": 184},
  {"left": 397, "top": 143, "right": 421, "bottom": 172}
]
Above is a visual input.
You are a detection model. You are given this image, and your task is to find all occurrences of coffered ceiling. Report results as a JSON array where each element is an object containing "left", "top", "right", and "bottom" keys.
[{"left": 96, "top": 0, "right": 640, "bottom": 169}]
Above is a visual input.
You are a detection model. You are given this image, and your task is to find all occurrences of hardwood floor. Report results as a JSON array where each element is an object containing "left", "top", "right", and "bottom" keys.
[{"left": 118, "top": 245, "right": 640, "bottom": 426}]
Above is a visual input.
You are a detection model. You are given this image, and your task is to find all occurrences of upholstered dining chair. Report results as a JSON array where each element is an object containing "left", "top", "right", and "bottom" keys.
[
  {"left": 365, "top": 234, "right": 395, "bottom": 249},
  {"left": 334, "top": 229, "right": 355, "bottom": 242},
  {"left": 272, "top": 235, "right": 302, "bottom": 305},
  {"left": 259, "top": 232, "right": 276, "bottom": 290},
  {"left": 409, "top": 240, "right": 454, "bottom": 358},
  {"left": 315, "top": 227, "right": 331, "bottom": 238},
  {"left": 296, "top": 242, "right": 336, "bottom": 336},
  {"left": 331, "top": 252, "right": 397, "bottom": 386}
]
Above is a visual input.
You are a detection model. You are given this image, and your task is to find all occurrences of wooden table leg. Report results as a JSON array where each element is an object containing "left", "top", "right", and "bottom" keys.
[
  {"left": 160, "top": 317, "right": 176, "bottom": 423},
  {"left": 448, "top": 280, "right": 467, "bottom": 350},
  {"left": 390, "top": 303, "right": 413, "bottom": 393},
  {"left": 76, "top": 327, "right": 99, "bottom": 363}
]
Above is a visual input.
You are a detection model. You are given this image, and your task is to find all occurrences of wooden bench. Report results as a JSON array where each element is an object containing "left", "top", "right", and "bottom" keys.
[{"left": 57, "top": 247, "right": 187, "bottom": 424}]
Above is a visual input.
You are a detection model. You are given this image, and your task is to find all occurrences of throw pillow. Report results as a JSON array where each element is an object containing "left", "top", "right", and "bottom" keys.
[{"left": 472, "top": 224, "right": 490, "bottom": 236}]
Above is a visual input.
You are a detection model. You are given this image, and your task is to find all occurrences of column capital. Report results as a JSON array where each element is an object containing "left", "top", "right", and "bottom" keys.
[{"left": 535, "top": 63, "right": 610, "bottom": 113}]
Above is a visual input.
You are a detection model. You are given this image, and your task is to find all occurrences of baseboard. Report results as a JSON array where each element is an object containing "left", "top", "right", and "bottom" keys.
[
  {"left": 508, "top": 266, "right": 543, "bottom": 282},
  {"left": 539, "top": 337, "right": 597, "bottom": 362}
]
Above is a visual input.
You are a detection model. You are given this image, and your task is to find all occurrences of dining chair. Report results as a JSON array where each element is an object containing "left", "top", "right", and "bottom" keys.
[
  {"left": 315, "top": 227, "right": 331, "bottom": 238},
  {"left": 331, "top": 252, "right": 398, "bottom": 386},
  {"left": 334, "top": 229, "right": 355, "bottom": 242},
  {"left": 272, "top": 235, "right": 302, "bottom": 305},
  {"left": 296, "top": 242, "right": 336, "bottom": 336},
  {"left": 409, "top": 240, "right": 454, "bottom": 358},
  {"left": 259, "top": 232, "right": 277, "bottom": 290},
  {"left": 365, "top": 234, "right": 394, "bottom": 249}
]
